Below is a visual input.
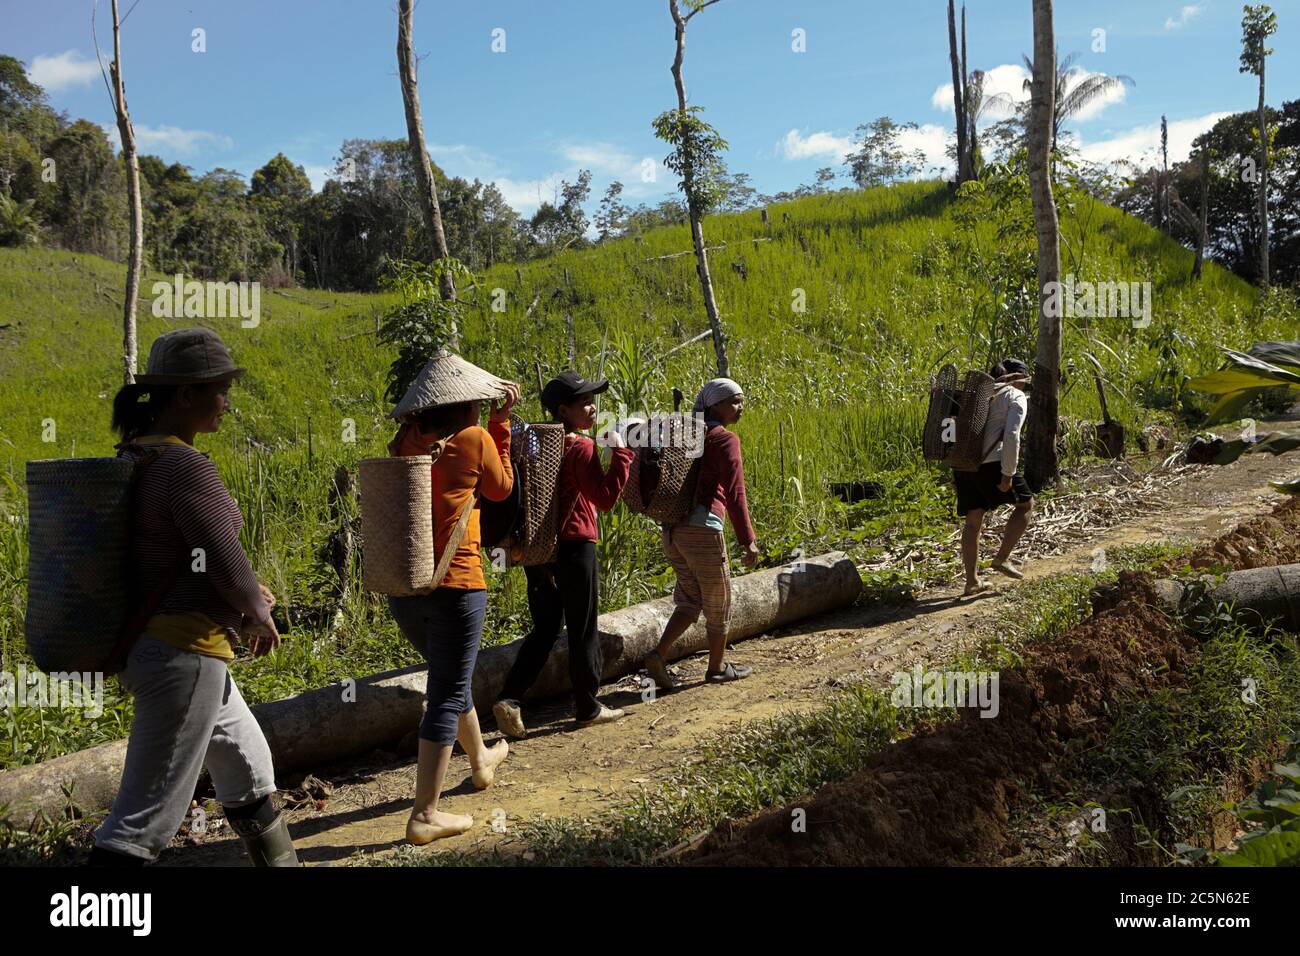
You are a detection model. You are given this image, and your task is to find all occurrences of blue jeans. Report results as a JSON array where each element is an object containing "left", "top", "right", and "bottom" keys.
[{"left": 388, "top": 588, "right": 488, "bottom": 745}]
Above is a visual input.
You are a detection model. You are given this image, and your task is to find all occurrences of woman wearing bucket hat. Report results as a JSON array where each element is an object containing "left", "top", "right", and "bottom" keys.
[
  {"left": 953, "top": 358, "right": 1035, "bottom": 597},
  {"left": 642, "top": 377, "right": 759, "bottom": 691},
  {"left": 492, "top": 371, "right": 636, "bottom": 739},
  {"left": 92, "top": 327, "right": 298, "bottom": 867},
  {"left": 385, "top": 349, "right": 520, "bottom": 843}
]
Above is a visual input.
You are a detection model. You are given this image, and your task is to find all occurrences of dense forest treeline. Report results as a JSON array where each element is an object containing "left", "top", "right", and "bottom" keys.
[{"left": 1, "top": 53, "right": 1297, "bottom": 294}]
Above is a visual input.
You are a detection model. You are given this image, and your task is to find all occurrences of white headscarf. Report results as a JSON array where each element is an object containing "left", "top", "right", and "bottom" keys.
[{"left": 693, "top": 377, "right": 743, "bottom": 416}]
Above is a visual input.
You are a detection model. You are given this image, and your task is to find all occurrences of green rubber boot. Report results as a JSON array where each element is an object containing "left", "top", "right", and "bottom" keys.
[{"left": 228, "top": 812, "right": 300, "bottom": 867}]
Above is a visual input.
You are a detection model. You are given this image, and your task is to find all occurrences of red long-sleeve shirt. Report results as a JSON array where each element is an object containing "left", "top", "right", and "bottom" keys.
[
  {"left": 556, "top": 435, "right": 634, "bottom": 542},
  {"left": 692, "top": 424, "right": 756, "bottom": 546}
]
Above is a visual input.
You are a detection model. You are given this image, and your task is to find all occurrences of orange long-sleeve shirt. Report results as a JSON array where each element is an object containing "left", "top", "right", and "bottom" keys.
[{"left": 392, "top": 419, "right": 513, "bottom": 590}]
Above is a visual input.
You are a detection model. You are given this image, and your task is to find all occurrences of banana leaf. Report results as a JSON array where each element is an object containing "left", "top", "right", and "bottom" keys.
[
  {"left": 1189, "top": 347, "right": 1300, "bottom": 426},
  {"left": 1248, "top": 341, "right": 1300, "bottom": 372}
]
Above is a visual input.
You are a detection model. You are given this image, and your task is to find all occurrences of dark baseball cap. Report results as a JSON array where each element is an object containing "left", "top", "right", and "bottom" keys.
[
  {"left": 540, "top": 371, "right": 609, "bottom": 414},
  {"left": 992, "top": 359, "right": 1031, "bottom": 379}
]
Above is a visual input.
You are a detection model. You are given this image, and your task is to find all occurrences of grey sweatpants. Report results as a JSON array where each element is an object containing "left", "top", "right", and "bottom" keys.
[{"left": 95, "top": 636, "right": 278, "bottom": 861}]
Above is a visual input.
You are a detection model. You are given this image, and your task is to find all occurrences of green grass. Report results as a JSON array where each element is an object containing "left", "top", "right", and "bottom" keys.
[{"left": 1, "top": 180, "right": 1295, "bottom": 770}]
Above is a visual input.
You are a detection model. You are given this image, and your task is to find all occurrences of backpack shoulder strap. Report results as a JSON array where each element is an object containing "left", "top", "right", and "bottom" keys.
[{"left": 428, "top": 490, "right": 477, "bottom": 589}]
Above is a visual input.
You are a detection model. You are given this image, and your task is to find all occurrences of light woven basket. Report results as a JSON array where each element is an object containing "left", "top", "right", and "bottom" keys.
[
  {"left": 24, "top": 458, "right": 136, "bottom": 673},
  {"left": 513, "top": 418, "right": 565, "bottom": 566},
  {"left": 358, "top": 455, "right": 435, "bottom": 596}
]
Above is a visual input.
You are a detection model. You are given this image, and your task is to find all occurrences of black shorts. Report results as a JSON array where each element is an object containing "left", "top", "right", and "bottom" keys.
[{"left": 953, "top": 462, "right": 1033, "bottom": 516}]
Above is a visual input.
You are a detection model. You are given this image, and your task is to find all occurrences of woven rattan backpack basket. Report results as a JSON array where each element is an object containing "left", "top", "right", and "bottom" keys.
[
  {"left": 622, "top": 414, "right": 703, "bottom": 526},
  {"left": 509, "top": 416, "right": 566, "bottom": 566},
  {"left": 922, "top": 364, "right": 995, "bottom": 472},
  {"left": 357, "top": 455, "right": 441, "bottom": 596},
  {"left": 25, "top": 457, "right": 137, "bottom": 673}
]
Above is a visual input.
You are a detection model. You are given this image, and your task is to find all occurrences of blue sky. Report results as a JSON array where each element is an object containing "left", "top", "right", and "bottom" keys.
[{"left": 7, "top": 0, "right": 1300, "bottom": 215}]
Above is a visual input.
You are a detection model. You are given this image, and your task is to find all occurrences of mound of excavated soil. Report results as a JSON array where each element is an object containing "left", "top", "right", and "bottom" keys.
[
  {"left": 1177, "top": 497, "right": 1300, "bottom": 571},
  {"left": 687, "top": 499, "right": 1300, "bottom": 867}
]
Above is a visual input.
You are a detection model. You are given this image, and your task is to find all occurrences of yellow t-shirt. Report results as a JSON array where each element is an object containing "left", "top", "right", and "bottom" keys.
[{"left": 131, "top": 434, "right": 237, "bottom": 662}]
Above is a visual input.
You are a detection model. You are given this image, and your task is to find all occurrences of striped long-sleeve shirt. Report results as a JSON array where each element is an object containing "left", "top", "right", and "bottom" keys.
[{"left": 119, "top": 435, "right": 268, "bottom": 660}]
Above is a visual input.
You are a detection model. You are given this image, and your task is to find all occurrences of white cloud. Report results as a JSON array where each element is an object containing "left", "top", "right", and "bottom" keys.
[
  {"left": 931, "top": 63, "right": 1030, "bottom": 116},
  {"left": 1078, "top": 111, "right": 1232, "bottom": 167},
  {"left": 778, "top": 125, "right": 953, "bottom": 179},
  {"left": 899, "top": 124, "right": 954, "bottom": 178},
  {"left": 1165, "top": 5, "right": 1201, "bottom": 30},
  {"left": 492, "top": 174, "right": 566, "bottom": 215},
  {"left": 777, "top": 128, "right": 855, "bottom": 162},
  {"left": 29, "top": 50, "right": 103, "bottom": 92},
  {"left": 931, "top": 61, "right": 1127, "bottom": 123},
  {"left": 302, "top": 164, "right": 332, "bottom": 192},
  {"left": 103, "top": 123, "right": 234, "bottom": 156}
]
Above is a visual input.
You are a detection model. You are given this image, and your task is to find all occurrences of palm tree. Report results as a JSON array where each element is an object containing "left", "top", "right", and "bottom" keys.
[{"left": 1022, "top": 50, "right": 1134, "bottom": 154}]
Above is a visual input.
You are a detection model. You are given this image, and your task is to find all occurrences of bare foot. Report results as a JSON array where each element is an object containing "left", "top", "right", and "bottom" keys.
[
  {"left": 963, "top": 581, "right": 994, "bottom": 597},
  {"left": 406, "top": 810, "right": 473, "bottom": 845},
  {"left": 990, "top": 559, "right": 1024, "bottom": 580},
  {"left": 471, "top": 739, "right": 509, "bottom": 790}
]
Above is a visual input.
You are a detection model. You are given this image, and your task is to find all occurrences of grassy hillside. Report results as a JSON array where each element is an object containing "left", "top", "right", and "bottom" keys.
[{"left": 0, "top": 179, "right": 1293, "bottom": 769}]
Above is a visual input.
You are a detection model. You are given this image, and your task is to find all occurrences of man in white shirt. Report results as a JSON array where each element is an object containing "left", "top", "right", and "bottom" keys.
[{"left": 952, "top": 359, "right": 1035, "bottom": 596}]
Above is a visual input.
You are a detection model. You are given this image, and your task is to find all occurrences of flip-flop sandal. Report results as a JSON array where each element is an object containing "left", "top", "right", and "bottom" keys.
[
  {"left": 705, "top": 662, "right": 753, "bottom": 683},
  {"left": 990, "top": 561, "right": 1024, "bottom": 580}
]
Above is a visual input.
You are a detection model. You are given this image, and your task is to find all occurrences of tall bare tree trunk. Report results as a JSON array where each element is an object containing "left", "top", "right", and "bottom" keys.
[
  {"left": 1257, "top": 59, "right": 1269, "bottom": 292},
  {"left": 947, "top": 0, "right": 968, "bottom": 185},
  {"left": 1024, "top": 0, "right": 1061, "bottom": 490},
  {"left": 669, "top": 0, "right": 728, "bottom": 378},
  {"left": 1193, "top": 147, "right": 1209, "bottom": 281},
  {"left": 397, "top": 0, "right": 458, "bottom": 344},
  {"left": 110, "top": 0, "right": 143, "bottom": 386}
]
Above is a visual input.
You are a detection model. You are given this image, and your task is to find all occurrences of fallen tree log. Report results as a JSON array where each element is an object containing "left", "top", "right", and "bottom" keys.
[
  {"left": 1152, "top": 562, "right": 1300, "bottom": 631},
  {"left": 0, "top": 552, "right": 861, "bottom": 819}
]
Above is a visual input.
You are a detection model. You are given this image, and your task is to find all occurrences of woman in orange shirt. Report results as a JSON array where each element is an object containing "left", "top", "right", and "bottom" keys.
[{"left": 385, "top": 351, "right": 519, "bottom": 843}]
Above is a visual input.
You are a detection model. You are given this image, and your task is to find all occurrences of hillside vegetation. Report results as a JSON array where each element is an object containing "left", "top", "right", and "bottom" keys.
[{"left": 0, "top": 178, "right": 1293, "bottom": 768}]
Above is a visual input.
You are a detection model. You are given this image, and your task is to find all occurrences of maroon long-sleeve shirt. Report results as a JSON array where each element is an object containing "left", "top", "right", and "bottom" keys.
[
  {"left": 692, "top": 424, "right": 756, "bottom": 546},
  {"left": 556, "top": 435, "right": 634, "bottom": 542}
]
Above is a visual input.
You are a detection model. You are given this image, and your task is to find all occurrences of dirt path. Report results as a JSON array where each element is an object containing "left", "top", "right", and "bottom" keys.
[{"left": 165, "top": 446, "right": 1300, "bottom": 866}]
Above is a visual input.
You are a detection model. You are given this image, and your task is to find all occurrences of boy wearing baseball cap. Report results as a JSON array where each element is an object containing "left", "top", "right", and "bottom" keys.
[{"left": 493, "top": 372, "right": 636, "bottom": 736}]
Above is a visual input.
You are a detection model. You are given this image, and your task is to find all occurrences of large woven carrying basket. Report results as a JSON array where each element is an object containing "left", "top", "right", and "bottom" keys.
[
  {"left": 357, "top": 455, "right": 437, "bottom": 596},
  {"left": 25, "top": 458, "right": 136, "bottom": 673},
  {"left": 512, "top": 417, "right": 565, "bottom": 566},
  {"left": 922, "top": 364, "right": 960, "bottom": 461},
  {"left": 623, "top": 415, "right": 702, "bottom": 526},
  {"left": 948, "top": 369, "right": 996, "bottom": 472}
]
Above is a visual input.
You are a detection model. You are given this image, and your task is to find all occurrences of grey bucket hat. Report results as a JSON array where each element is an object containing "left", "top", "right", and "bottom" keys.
[{"left": 134, "top": 328, "right": 246, "bottom": 386}]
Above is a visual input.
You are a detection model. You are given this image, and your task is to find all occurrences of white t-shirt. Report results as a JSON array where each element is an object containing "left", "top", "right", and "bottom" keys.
[{"left": 981, "top": 385, "right": 1028, "bottom": 477}]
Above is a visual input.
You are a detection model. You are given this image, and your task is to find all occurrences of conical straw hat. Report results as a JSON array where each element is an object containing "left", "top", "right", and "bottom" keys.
[{"left": 390, "top": 348, "right": 509, "bottom": 419}]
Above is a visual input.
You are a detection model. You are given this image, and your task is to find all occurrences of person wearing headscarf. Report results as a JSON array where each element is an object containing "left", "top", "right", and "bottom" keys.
[
  {"left": 953, "top": 358, "right": 1035, "bottom": 596},
  {"left": 385, "top": 350, "right": 519, "bottom": 843},
  {"left": 642, "top": 377, "right": 758, "bottom": 690}
]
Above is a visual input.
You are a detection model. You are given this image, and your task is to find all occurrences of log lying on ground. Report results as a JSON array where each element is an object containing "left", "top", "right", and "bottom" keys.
[
  {"left": 0, "top": 552, "right": 861, "bottom": 819},
  {"left": 1152, "top": 562, "right": 1300, "bottom": 631}
]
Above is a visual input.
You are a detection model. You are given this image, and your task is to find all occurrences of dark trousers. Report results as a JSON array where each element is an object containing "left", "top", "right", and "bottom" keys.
[
  {"left": 388, "top": 588, "right": 488, "bottom": 745},
  {"left": 498, "top": 539, "right": 602, "bottom": 721}
]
